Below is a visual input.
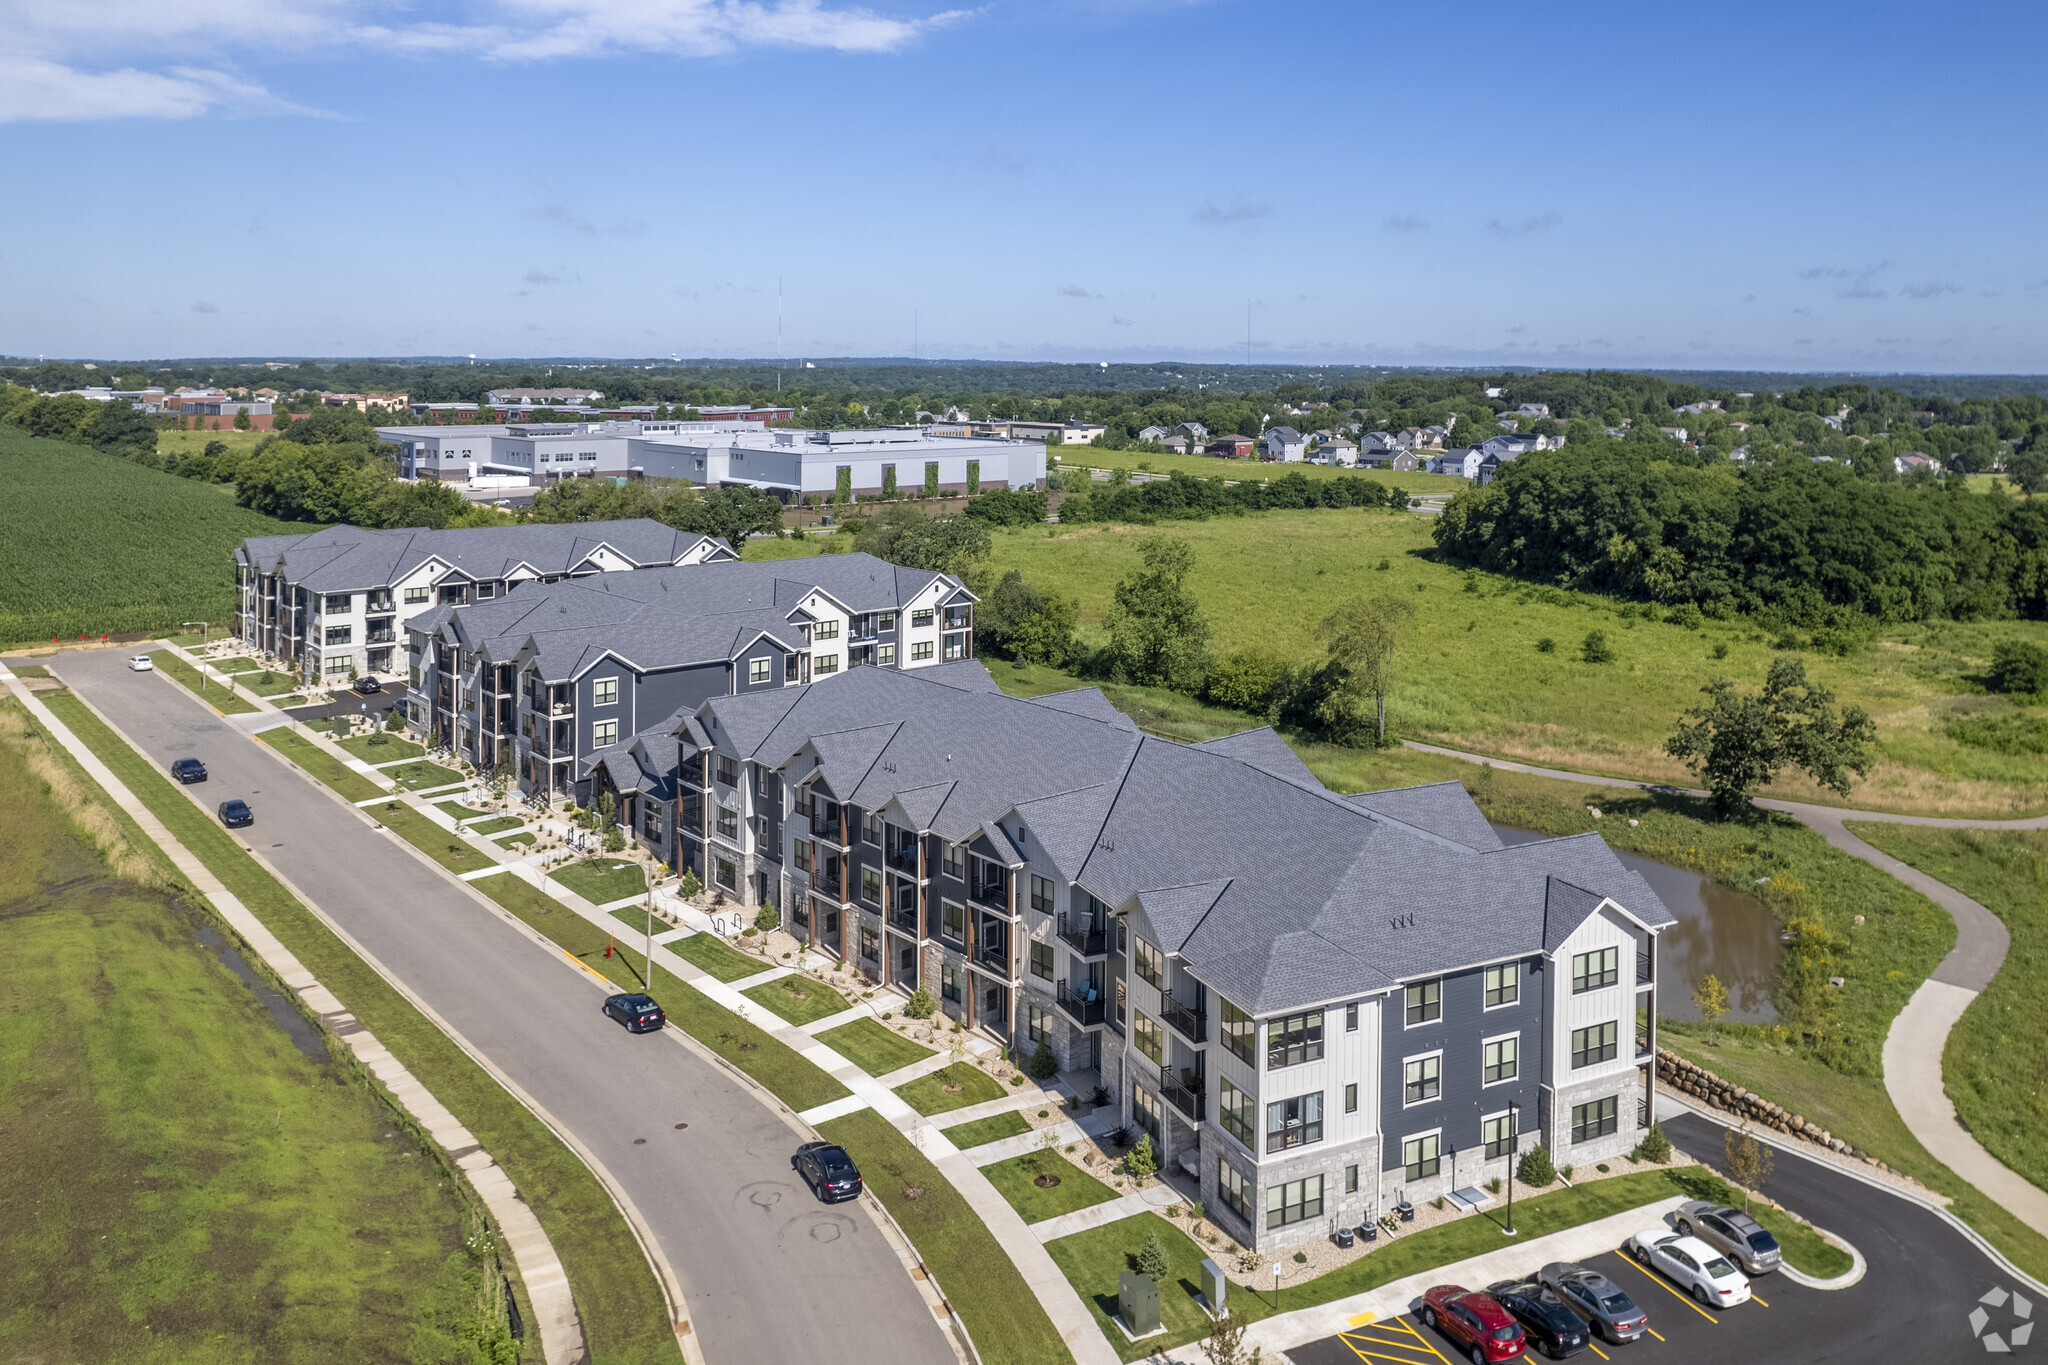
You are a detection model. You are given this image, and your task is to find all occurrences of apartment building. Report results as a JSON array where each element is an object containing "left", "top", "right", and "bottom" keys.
[
  {"left": 233, "top": 520, "right": 733, "bottom": 684},
  {"left": 405, "top": 552, "right": 976, "bottom": 832},
  {"left": 602, "top": 663, "right": 1671, "bottom": 1252}
]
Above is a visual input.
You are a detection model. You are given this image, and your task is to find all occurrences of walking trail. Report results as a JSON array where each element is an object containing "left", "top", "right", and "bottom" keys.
[{"left": 1403, "top": 739, "right": 2048, "bottom": 1239}]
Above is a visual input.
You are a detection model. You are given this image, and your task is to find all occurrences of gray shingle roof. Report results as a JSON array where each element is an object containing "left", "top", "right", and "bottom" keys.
[
  {"left": 1194, "top": 727, "right": 1317, "bottom": 784},
  {"left": 1345, "top": 780, "right": 1502, "bottom": 851},
  {"left": 236, "top": 519, "right": 729, "bottom": 591}
]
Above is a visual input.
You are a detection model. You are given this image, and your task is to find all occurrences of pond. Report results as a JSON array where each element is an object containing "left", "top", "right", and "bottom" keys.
[{"left": 1490, "top": 826, "right": 1781, "bottom": 1023}]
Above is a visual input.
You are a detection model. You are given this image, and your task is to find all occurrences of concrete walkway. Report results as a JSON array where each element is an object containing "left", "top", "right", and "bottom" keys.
[
  {"left": 1031, "top": 1189, "right": 1159, "bottom": 1243},
  {"left": 0, "top": 665, "right": 588, "bottom": 1365},
  {"left": 1403, "top": 737, "right": 2048, "bottom": 1240}
]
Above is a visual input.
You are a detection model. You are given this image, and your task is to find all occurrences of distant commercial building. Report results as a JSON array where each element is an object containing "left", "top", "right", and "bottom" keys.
[
  {"left": 322, "top": 392, "right": 410, "bottom": 412},
  {"left": 487, "top": 387, "right": 602, "bottom": 407},
  {"left": 691, "top": 404, "right": 795, "bottom": 425}
]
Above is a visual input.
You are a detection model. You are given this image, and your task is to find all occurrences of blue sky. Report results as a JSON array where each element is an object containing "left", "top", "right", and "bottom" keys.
[{"left": 4, "top": 0, "right": 2043, "bottom": 370}]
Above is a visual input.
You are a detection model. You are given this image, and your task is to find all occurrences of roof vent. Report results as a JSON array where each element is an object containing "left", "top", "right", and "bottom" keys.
[{"left": 1389, "top": 912, "right": 1417, "bottom": 930}]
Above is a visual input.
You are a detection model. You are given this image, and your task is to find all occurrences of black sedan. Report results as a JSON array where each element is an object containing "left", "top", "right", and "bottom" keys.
[
  {"left": 171, "top": 757, "right": 208, "bottom": 783},
  {"left": 217, "top": 799, "right": 253, "bottom": 828},
  {"left": 352, "top": 676, "right": 383, "bottom": 695},
  {"left": 792, "top": 1141, "right": 863, "bottom": 1203},
  {"left": 1486, "top": 1280, "right": 1591, "bottom": 1359},
  {"left": 601, "top": 993, "right": 665, "bottom": 1033}
]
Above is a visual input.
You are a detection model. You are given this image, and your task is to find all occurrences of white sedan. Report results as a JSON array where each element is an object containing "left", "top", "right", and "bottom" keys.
[
  {"left": 127, "top": 655, "right": 155, "bottom": 672},
  {"left": 1628, "top": 1228, "right": 1752, "bottom": 1307}
]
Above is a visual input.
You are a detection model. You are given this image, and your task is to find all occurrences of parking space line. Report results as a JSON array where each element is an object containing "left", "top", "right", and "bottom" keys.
[
  {"left": 1583, "top": 1341, "right": 1610, "bottom": 1360},
  {"left": 1751, "top": 1292, "right": 1769, "bottom": 1307},
  {"left": 1647, "top": 1328, "right": 1666, "bottom": 1342},
  {"left": 1616, "top": 1251, "right": 1721, "bottom": 1324},
  {"left": 1337, "top": 1328, "right": 1439, "bottom": 1365},
  {"left": 1339, "top": 1344, "right": 1438, "bottom": 1365},
  {"left": 1387, "top": 1317, "right": 1457, "bottom": 1365}
]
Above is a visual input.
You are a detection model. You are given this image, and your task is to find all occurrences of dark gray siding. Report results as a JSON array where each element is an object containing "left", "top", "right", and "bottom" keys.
[
  {"left": 1379, "top": 958, "right": 1543, "bottom": 1171},
  {"left": 734, "top": 638, "right": 790, "bottom": 694},
  {"left": 636, "top": 660, "right": 733, "bottom": 725}
]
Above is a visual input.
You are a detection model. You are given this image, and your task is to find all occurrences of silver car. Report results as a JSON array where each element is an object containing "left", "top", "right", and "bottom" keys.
[
  {"left": 1675, "top": 1201, "right": 1783, "bottom": 1276},
  {"left": 1539, "top": 1262, "right": 1648, "bottom": 1344}
]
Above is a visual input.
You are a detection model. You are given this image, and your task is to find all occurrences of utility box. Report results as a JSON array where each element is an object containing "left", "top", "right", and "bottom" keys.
[
  {"left": 1200, "top": 1258, "right": 1226, "bottom": 1315},
  {"left": 1119, "top": 1271, "right": 1161, "bottom": 1336}
]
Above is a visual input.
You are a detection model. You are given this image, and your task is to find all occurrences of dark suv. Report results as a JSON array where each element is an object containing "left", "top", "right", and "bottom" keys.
[
  {"left": 170, "top": 757, "right": 208, "bottom": 783},
  {"left": 792, "top": 1142, "right": 863, "bottom": 1203}
]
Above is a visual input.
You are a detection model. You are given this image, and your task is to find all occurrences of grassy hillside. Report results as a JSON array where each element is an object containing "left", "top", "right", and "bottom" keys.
[{"left": 0, "top": 425, "right": 313, "bottom": 646}]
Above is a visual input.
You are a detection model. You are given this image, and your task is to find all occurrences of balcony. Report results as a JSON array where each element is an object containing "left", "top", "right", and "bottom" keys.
[
  {"left": 1636, "top": 1033, "right": 1654, "bottom": 1060},
  {"left": 1637, "top": 951, "right": 1653, "bottom": 987},
  {"left": 366, "top": 628, "right": 396, "bottom": 646},
  {"left": 1161, "top": 994, "right": 1207, "bottom": 1042},
  {"left": 1055, "top": 979, "right": 1106, "bottom": 1027},
  {"left": 1057, "top": 913, "right": 1107, "bottom": 956},
  {"left": 973, "top": 935, "right": 1009, "bottom": 974},
  {"left": 811, "top": 809, "right": 844, "bottom": 843},
  {"left": 888, "top": 901, "right": 920, "bottom": 935},
  {"left": 886, "top": 841, "right": 920, "bottom": 875},
  {"left": 1162, "top": 1080, "right": 1205, "bottom": 1122}
]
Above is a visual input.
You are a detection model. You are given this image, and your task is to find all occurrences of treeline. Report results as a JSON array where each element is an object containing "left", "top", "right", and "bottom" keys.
[
  {"left": 1434, "top": 439, "right": 2048, "bottom": 624},
  {"left": 1054, "top": 469, "right": 1411, "bottom": 523}
]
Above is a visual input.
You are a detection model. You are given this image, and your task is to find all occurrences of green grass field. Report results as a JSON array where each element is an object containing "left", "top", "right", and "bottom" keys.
[
  {"left": 471, "top": 815, "right": 523, "bottom": 836},
  {"left": 0, "top": 716, "right": 512, "bottom": 1363},
  {"left": 819, "top": 1109, "right": 1074, "bottom": 1365},
  {"left": 338, "top": 732, "right": 424, "bottom": 762},
  {"left": 0, "top": 426, "right": 314, "bottom": 647},
  {"left": 384, "top": 760, "right": 468, "bottom": 791},
  {"left": 156, "top": 427, "right": 270, "bottom": 461},
  {"left": 896, "top": 1061, "right": 1009, "bottom": 1116},
  {"left": 1050, "top": 449, "right": 1466, "bottom": 495},
  {"left": 980, "top": 1151, "right": 1121, "bottom": 1223},
  {"left": 371, "top": 801, "right": 497, "bottom": 875},
  {"left": 260, "top": 728, "right": 386, "bottom": 801},
  {"left": 38, "top": 691, "right": 680, "bottom": 1364},
  {"left": 742, "top": 970, "right": 853, "bottom": 1025},
  {"left": 149, "top": 649, "right": 259, "bottom": 713},
  {"left": 1846, "top": 824, "right": 2048, "bottom": 1198},
  {"left": 941, "top": 1110, "right": 1032, "bottom": 1148},
  {"left": 549, "top": 858, "right": 652, "bottom": 905},
  {"left": 817, "top": 1016, "right": 935, "bottom": 1076},
  {"left": 668, "top": 931, "right": 766, "bottom": 982}
]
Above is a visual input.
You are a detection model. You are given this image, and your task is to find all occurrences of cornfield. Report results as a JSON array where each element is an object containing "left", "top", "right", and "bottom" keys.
[{"left": 0, "top": 425, "right": 313, "bottom": 646}]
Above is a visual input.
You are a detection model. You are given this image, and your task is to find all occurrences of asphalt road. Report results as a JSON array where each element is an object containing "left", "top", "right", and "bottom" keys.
[
  {"left": 1291, "top": 1107, "right": 2031, "bottom": 1365},
  {"left": 50, "top": 649, "right": 954, "bottom": 1365}
]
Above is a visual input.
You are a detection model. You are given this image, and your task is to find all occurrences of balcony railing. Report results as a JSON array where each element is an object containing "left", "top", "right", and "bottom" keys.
[
  {"left": 1055, "top": 979, "right": 1106, "bottom": 1027},
  {"left": 886, "top": 843, "right": 920, "bottom": 874},
  {"left": 1057, "top": 913, "right": 1106, "bottom": 956},
  {"left": 366, "top": 629, "right": 396, "bottom": 645},
  {"left": 1161, "top": 994, "right": 1207, "bottom": 1042},
  {"left": 1637, "top": 952, "right": 1653, "bottom": 987},
  {"left": 1636, "top": 1033, "right": 1654, "bottom": 1060},
  {"left": 888, "top": 901, "right": 920, "bottom": 935},
  {"left": 1162, "top": 1080, "right": 1205, "bottom": 1122},
  {"left": 811, "top": 810, "right": 844, "bottom": 843},
  {"left": 973, "top": 937, "right": 1009, "bottom": 973},
  {"left": 970, "top": 875, "right": 1007, "bottom": 909}
]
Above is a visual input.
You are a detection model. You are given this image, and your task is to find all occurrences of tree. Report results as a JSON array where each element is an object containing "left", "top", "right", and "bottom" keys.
[
  {"left": 372, "top": 477, "right": 469, "bottom": 530},
  {"left": 976, "top": 570, "right": 1077, "bottom": 666},
  {"left": 1135, "top": 1229, "right": 1170, "bottom": 1281},
  {"left": 755, "top": 901, "right": 780, "bottom": 932},
  {"left": 1637, "top": 1122, "right": 1673, "bottom": 1164},
  {"left": 891, "top": 514, "right": 991, "bottom": 575},
  {"left": 1517, "top": 1144, "right": 1556, "bottom": 1187},
  {"left": 1028, "top": 1041, "right": 1058, "bottom": 1079},
  {"left": 922, "top": 461, "right": 940, "bottom": 498},
  {"left": 1664, "top": 657, "right": 1878, "bottom": 815},
  {"left": 1316, "top": 594, "right": 1416, "bottom": 744},
  {"left": 1989, "top": 640, "right": 2048, "bottom": 695},
  {"left": 1204, "top": 648, "right": 1292, "bottom": 719},
  {"left": 834, "top": 466, "right": 853, "bottom": 504},
  {"left": 679, "top": 867, "right": 702, "bottom": 898},
  {"left": 659, "top": 484, "right": 785, "bottom": 547},
  {"left": 1201, "top": 1295, "right": 1262, "bottom": 1365},
  {"left": 233, "top": 407, "right": 252, "bottom": 431},
  {"left": 1723, "top": 1126, "right": 1775, "bottom": 1212},
  {"left": 904, "top": 984, "right": 938, "bottom": 1020},
  {"left": 881, "top": 463, "right": 898, "bottom": 499},
  {"left": 1581, "top": 630, "right": 1615, "bottom": 664},
  {"left": 2007, "top": 445, "right": 2048, "bottom": 495},
  {"left": 1691, "top": 973, "right": 1728, "bottom": 1043},
  {"left": 1105, "top": 538, "right": 1212, "bottom": 691},
  {"left": 1125, "top": 1133, "right": 1159, "bottom": 1181},
  {"left": 490, "top": 745, "right": 515, "bottom": 800}
]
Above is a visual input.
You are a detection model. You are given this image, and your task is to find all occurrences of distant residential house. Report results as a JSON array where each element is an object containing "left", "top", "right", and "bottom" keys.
[
  {"left": 1313, "top": 436, "right": 1359, "bottom": 466},
  {"left": 1659, "top": 427, "right": 1690, "bottom": 442},
  {"left": 1178, "top": 421, "right": 1210, "bottom": 441},
  {"left": 1484, "top": 386, "right": 1505, "bottom": 399},
  {"left": 1159, "top": 435, "right": 1194, "bottom": 454},
  {"left": 1822, "top": 415, "right": 1845, "bottom": 431},
  {"left": 1516, "top": 403, "right": 1551, "bottom": 418},
  {"left": 1420, "top": 424, "right": 1450, "bottom": 448},
  {"left": 1206, "top": 435, "right": 1256, "bottom": 458},
  {"left": 1260, "top": 426, "right": 1307, "bottom": 462},
  {"left": 1478, "top": 451, "right": 1522, "bottom": 484},
  {"left": 1673, "top": 400, "right": 1723, "bottom": 415},
  {"left": 323, "top": 391, "right": 410, "bottom": 413},
  {"left": 1394, "top": 426, "right": 1439, "bottom": 451},
  {"left": 1362, "top": 450, "right": 1420, "bottom": 472},
  {"left": 1496, "top": 416, "right": 1520, "bottom": 432},
  {"left": 1478, "top": 434, "right": 1539, "bottom": 459},
  {"left": 1894, "top": 452, "right": 1942, "bottom": 475},
  {"left": 1729, "top": 445, "right": 1751, "bottom": 463},
  {"left": 1136, "top": 425, "right": 1173, "bottom": 443},
  {"left": 1430, "top": 449, "right": 1483, "bottom": 479},
  {"left": 1360, "top": 430, "right": 1398, "bottom": 454}
]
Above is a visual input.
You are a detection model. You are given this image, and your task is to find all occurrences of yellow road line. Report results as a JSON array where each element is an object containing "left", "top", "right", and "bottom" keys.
[
  {"left": 1751, "top": 1293, "right": 1769, "bottom": 1308},
  {"left": 1389, "top": 1317, "right": 1457, "bottom": 1365},
  {"left": 1341, "top": 1347, "right": 1441, "bottom": 1365},
  {"left": 1585, "top": 1342, "right": 1610, "bottom": 1361},
  {"left": 1337, "top": 1331, "right": 1440, "bottom": 1365},
  {"left": 1647, "top": 1328, "right": 1666, "bottom": 1342},
  {"left": 1617, "top": 1252, "right": 1720, "bottom": 1323}
]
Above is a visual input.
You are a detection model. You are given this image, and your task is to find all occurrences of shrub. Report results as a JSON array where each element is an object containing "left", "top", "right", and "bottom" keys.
[
  {"left": 1712, "top": 641, "right": 1730, "bottom": 660},
  {"left": 1638, "top": 1122, "right": 1673, "bottom": 1164},
  {"left": 678, "top": 867, "right": 701, "bottom": 898},
  {"left": 1990, "top": 640, "right": 2048, "bottom": 695},
  {"left": 1518, "top": 1144, "right": 1557, "bottom": 1187},
  {"left": 1581, "top": 630, "right": 1615, "bottom": 664},
  {"left": 1536, "top": 637, "right": 1556, "bottom": 654},
  {"left": 1135, "top": 1230, "right": 1170, "bottom": 1281},
  {"left": 903, "top": 985, "right": 938, "bottom": 1020},
  {"left": 1028, "top": 1041, "right": 1058, "bottom": 1079},
  {"left": 1125, "top": 1134, "right": 1159, "bottom": 1182},
  {"left": 755, "top": 901, "right": 780, "bottom": 933}
]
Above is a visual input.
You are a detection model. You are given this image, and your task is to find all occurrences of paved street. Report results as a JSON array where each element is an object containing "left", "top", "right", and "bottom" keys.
[
  {"left": 1290, "top": 1107, "right": 2032, "bottom": 1365},
  {"left": 50, "top": 648, "right": 954, "bottom": 1365}
]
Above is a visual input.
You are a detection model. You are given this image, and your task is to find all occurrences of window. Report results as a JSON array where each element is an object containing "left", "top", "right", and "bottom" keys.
[
  {"left": 940, "top": 964, "right": 961, "bottom": 1003},
  {"left": 1483, "top": 1035, "right": 1520, "bottom": 1085},
  {"left": 1030, "top": 874, "right": 1055, "bottom": 913},
  {"left": 404, "top": 586, "right": 430, "bottom": 604},
  {"left": 1402, "top": 1133, "right": 1441, "bottom": 1181},
  {"left": 910, "top": 641, "right": 933, "bottom": 661},
  {"left": 1483, "top": 1112, "right": 1516, "bottom": 1159},
  {"left": 1268, "top": 1010, "right": 1324, "bottom": 1069},
  {"left": 1114, "top": 979, "right": 1126, "bottom": 1030},
  {"left": 879, "top": 612, "right": 896, "bottom": 632},
  {"left": 1346, "top": 1002, "right": 1359, "bottom": 1032},
  {"left": 439, "top": 584, "right": 466, "bottom": 604},
  {"left": 642, "top": 801, "right": 663, "bottom": 840},
  {"left": 1573, "top": 947, "right": 1619, "bottom": 993},
  {"left": 1219, "top": 1080, "right": 1254, "bottom": 1146},
  {"left": 1572, "top": 1096, "right": 1620, "bottom": 1143},
  {"left": 1028, "top": 1005, "right": 1051, "bottom": 1046},
  {"left": 911, "top": 608, "right": 935, "bottom": 629},
  {"left": 1404, "top": 979, "right": 1442, "bottom": 1026},
  {"left": 813, "top": 619, "right": 840, "bottom": 641},
  {"left": 1484, "top": 963, "right": 1519, "bottom": 1008},
  {"left": 715, "top": 859, "right": 736, "bottom": 891},
  {"left": 942, "top": 843, "right": 964, "bottom": 878},
  {"left": 749, "top": 657, "right": 772, "bottom": 685},
  {"left": 1266, "top": 1175, "right": 1324, "bottom": 1229},
  {"left": 592, "top": 678, "right": 617, "bottom": 706},
  {"left": 592, "top": 719, "right": 618, "bottom": 747},
  {"left": 793, "top": 839, "right": 813, "bottom": 874},
  {"left": 324, "top": 625, "right": 351, "bottom": 646},
  {"left": 860, "top": 925, "right": 879, "bottom": 962},
  {"left": 324, "top": 593, "right": 351, "bottom": 613},
  {"left": 716, "top": 754, "right": 738, "bottom": 787},
  {"left": 1134, "top": 938, "right": 1162, "bottom": 988},
  {"left": 943, "top": 634, "right": 967, "bottom": 661},
  {"left": 1403, "top": 1054, "right": 1441, "bottom": 1106},
  {"left": 1344, "top": 1082, "right": 1358, "bottom": 1113},
  {"left": 476, "top": 583, "right": 496, "bottom": 600},
  {"left": 1221, "top": 998, "right": 1256, "bottom": 1066},
  {"left": 862, "top": 810, "right": 882, "bottom": 845},
  {"left": 813, "top": 653, "right": 838, "bottom": 675},
  {"left": 941, "top": 900, "right": 964, "bottom": 941},
  {"left": 1029, "top": 941, "right": 1054, "bottom": 980},
  {"left": 1133, "top": 1013, "right": 1162, "bottom": 1065},
  {"left": 716, "top": 806, "right": 738, "bottom": 839},
  {"left": 1265, "top": 1093, "right": 1323, "bottom": 1151},
  {"left": 325, "top": 656, "right": 351, "bottom": 675},
  {"left": 1346, "top": 1164, "right": 1360, "bottom": 1194},
  {"left": 1572, "top": 1021, "right": 1619, "bottom": 1069},
  {"left": 878, "top": 644, "right": 896, "bottom": 666},
  {"left": 861, "top": 867, "right": 882, "bottom": 904},
  {"left": 1218, "top": 1162, "right": 1253, "bottom": 1223}
]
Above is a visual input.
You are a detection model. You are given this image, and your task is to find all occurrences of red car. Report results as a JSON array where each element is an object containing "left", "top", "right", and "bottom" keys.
[{"left": 1421, "top": 1285, "right": 1527, "bottom": 1364}]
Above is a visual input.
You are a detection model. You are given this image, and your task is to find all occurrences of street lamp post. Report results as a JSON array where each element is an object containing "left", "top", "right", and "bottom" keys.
[{"left": 1505, "top": 1099, "right": 1521, "bottom": 1236}]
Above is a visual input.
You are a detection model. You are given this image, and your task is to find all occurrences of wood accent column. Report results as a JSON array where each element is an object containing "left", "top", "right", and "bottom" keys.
[{"left": 1008, "top": 868, "right": 1019, "bottom": 981}]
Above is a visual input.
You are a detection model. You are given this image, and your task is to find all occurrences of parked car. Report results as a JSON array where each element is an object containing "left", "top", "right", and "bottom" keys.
[
  {"left": 1675, "top": 1201, "right": 1783, "bottom": 1275},
  {"left": 170, "top": 757, "right": 208, "bottom": 784},
  {"left": 1484, "top": 1281, "right": 1590, "bottom": 1358},
  {"left": 128, "top": 655, "right": 154, "bottom": 672},
  {"left": 1628, "top": 1228, "right": 1751, "bottom": 1307},
  {"left": 1539, "top": 1263, "right": 1648, "bottom": 1343},
  {"left": 791, "top": 1141, "right": 864, "bottom": 1204},
  {"left": 601, "top": 993, "right": 665, "bottom": 1033},
  {"left": 1420, "top": 1286, "right": 1527, "bottom": 1364},
  {"left": 217, "top": 799, "right": 254, "bottom": 828},
  {"left": 352, "top": 676, "right": 382, "bottom": 695}
]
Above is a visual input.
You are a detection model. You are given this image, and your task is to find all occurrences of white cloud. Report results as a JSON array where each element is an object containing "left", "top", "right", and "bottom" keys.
[
  {"left": 1192, "top": 198, "right": 1274, "bottom": 224},
  {"left": 0, "top": 57, "right": 305, "bottom": 122}
]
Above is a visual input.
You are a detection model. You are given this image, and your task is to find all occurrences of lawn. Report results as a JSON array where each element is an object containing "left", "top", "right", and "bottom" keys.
[
  {"left": 495, "top": 831, "right": 537, "bottom": 849},
  {"left": 338, "top": 731, "right": 424, "bottom": 762},
  {"left": 975, "top": 510, "right": 2048, "bottom": 816},
  {"left": 259, "top": 727, "right": 386, "bottom": 801},
  {"left": 238, "top": 668, "right": 302, "bottom": 697},
  {"left": 384, "top": 760, "right": 468, "bottom": 791},
  {"left": 818, "top": 1016, "right": 935, "bottom": 1076},
  {"left": 472, "top": 873, "right": 849, "bottom": 1112},
  {"left": 895, "top": 1061, "right": 1009, "bottom": 1116},
  {"left": 149, "top": 649, "right": 259, "bottom": 713},
  {"left": 981, "top": 1151, "right": 1121, "bottom": 1223},
  {"left": 943, "top": 1110, "right": 1033, "bottom": 1148},
  {"left": 471, "top": 815, "right": 523, "bottom": 836},
  {"left": 437, "top": 798, "right": 492, "bottom": 820},
  {"left": 39, "top": 691, "right": 680, "bottom": 1364},
  {"left": 549, "top": 857, "right": 653, "bottom": 906},
  {"left": 0, "top": 724, "right": 512, "bottom": 1363},
  {"left": 819, "top": 1108, "right": 1074, "bottom": 1365},
  {"left": 1846, "top": 824, "right": 2048, "bottom": 1198},
  {"left": 368, "top": 800, "right": 498, "bottom": 875},
  {"left": 668, "top": 930, "right": 768, "bottom": 983},
  {"left": 741, "top": 970, "right": 854, "bottom": 1025}
]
